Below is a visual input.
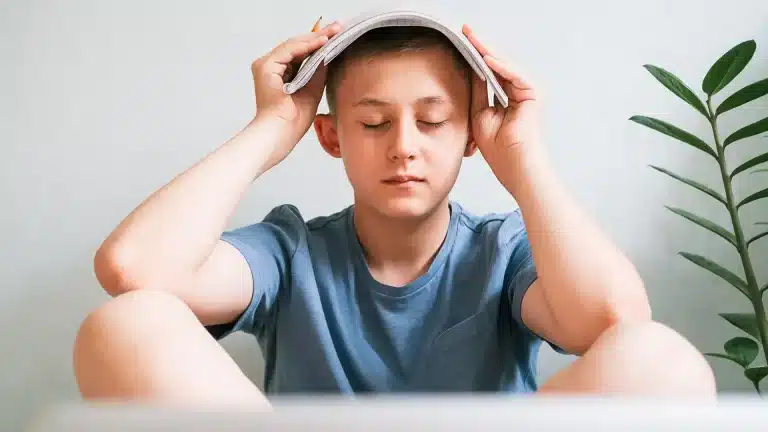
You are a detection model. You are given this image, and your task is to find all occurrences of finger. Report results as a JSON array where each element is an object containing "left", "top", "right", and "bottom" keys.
[
  {"left": 304, "top": 21, "right": 343, "bottom": 41},
  {"left": 291, "top": 21, "right": 343, "bottom": 43},
  {"left": 271, "top": 39, "right": 327, "bottom": 83},
  {"left": 462, "top": 24, "right": 493, "bottom": 57},
  {"left": 307, "top": 21, "right": 342, "bottom": 40},
  {"left": 270, "top": 21, "right": 341, "bottom": 63},
  {"left": 271, "top": 34, "right": 329, "bottom": 68},
  {"left": 484, "top": 55, "right": 536, "bottom": 103},
  {"left": 258, "top": 36, "right": 326, "bottom": 83}
]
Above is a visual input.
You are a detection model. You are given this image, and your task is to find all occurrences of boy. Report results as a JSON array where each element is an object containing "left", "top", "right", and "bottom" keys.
[{"left": 73, "top": 20, "right": 715, "bottom": 407}]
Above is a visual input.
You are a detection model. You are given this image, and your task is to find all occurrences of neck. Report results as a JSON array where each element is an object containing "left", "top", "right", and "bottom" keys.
[{"left": 353, "top": 200, "right": 452, "bottom": 286}]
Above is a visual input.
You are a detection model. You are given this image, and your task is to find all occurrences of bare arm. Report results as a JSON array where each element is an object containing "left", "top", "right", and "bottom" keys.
[
  {"left": 461, "top": 24, "right": 650, "bottom": 355},
  {"left": 515, "top": 160, "right": 652, "bottom": 355},
  {"left": 95, "top": 23, "right": 340, "bottom": 326},
  {"left": 95, "top": 118, "right": 287, "bottom": 325}
]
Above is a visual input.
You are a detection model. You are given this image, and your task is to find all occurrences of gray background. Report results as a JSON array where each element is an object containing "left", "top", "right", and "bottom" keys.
[{"left": 2, "top": 0, "right": 768, "bottom": 429}]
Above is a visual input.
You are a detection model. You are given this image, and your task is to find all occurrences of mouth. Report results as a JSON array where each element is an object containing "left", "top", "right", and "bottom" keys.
[{"left": 382, "top": 175, "right": 426, "bottom": 185}]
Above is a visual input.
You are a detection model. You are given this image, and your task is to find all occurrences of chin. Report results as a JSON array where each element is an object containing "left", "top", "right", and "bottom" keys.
[{"left": 371, "top": 196, "right": 443, "bottom": 220}]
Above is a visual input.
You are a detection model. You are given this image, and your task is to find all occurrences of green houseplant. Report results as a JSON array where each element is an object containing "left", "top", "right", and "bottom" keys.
[{"left": 630, "top": 39, "right": 768, "bottom": 394}]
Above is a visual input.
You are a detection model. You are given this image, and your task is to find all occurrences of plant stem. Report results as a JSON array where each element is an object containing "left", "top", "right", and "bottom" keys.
[{"left": 707, "top": 98, "right": 768, "bottom": 375}]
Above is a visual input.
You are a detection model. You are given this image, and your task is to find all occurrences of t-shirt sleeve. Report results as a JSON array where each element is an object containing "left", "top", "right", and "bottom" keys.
[
  {"left": 206, "top": 204, "right": 304, "bottom": 340},
  {"left": 501, "top": 209, "right": 567, "bottom": 354}
]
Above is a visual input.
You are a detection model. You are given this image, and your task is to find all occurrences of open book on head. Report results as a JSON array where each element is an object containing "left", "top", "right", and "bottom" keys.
[{"left": 283, "top": 9, "right": 509, "bottom": 108}]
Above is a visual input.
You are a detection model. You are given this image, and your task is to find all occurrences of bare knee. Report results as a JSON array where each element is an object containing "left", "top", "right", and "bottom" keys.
[
  {"left": 73, "top": 290, "right": 267, "bottom": 408},
  {"left": 541, "top": 320, "right": 717, "bottom": 397},
  {"left": 593, "top": 320, "right": 716, "bottom": 396},
  {"left": 74, "top": 289, "right": 195, "bottom": 355},
  {"left": 73, "top": 290, "right": 197, "bottom": 397}
]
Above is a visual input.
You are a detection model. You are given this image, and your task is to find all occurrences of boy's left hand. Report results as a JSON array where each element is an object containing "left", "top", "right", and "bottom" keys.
[{"left": 462, "top": 25, "right": 545, "bottom": 188}]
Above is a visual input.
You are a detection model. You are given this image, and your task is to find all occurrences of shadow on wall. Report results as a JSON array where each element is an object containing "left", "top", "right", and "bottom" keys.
[
  {"left": 220, "top": 333, "right": 267, "bottom": 390},
  {"left": 0, "top": 257, "right": 102, "bottom": 429}
]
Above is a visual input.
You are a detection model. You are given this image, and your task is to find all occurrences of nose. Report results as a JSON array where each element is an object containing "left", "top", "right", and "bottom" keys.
[{"left": 387, "top": 120, "right": 418, "bottom": 162}]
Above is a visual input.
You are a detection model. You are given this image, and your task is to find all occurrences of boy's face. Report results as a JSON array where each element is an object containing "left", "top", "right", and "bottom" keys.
[{"left": 314, "top": 46, "right": 476, "bottom": 219}]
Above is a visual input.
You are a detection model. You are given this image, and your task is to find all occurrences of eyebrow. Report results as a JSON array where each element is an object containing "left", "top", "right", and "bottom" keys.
[{"left": 352, "top": 95, "right": 448, "bottom": 108}]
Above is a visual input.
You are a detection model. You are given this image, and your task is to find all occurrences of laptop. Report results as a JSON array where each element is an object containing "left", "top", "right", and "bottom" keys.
[{"left": 27, "top": 394, "right": 768, "bottom": 431}]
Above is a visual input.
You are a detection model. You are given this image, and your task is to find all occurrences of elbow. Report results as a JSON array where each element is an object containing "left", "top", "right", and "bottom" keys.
[
  {"left": 580, "top": 278, "right": 651, "bottom": 354},
  {"left": 93, "top": 242, "right": 143, "bottom": 297},
  {"left": 566, "top": 277, "right": 651, "bottom": 355},
  {"left": 605, "top": 277, "right": 652, "bottom": 328}
]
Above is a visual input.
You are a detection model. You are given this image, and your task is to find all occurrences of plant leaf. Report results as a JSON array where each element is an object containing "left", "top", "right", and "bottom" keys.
[
  {"left": 724, "top": 337, "right": 759, "bottom": 367},
  {"left": 737, "top": 187, "right": 768, "bottom": 209},
  {"left": 679, "top": 252, "right": 749, "bottom": 297},
  {"left": 754, "top": 169, "right": 768, "bottom": 174},
  {"left": 643, "top": 65, "right": 709, "bottom": 117},
  {"left": 720, "top": 313, "right": 762, "bottom": 339},
  {"left": 761, "top": 283, "right": 768, "bottom": 295},
  {"left": 717, "top": 78, "right": 768, "bottom": 116},
  {"left": 650, "top": 165, "right": 726, "bottom": 205},
  {"left": 748, "top": 231, "right": 768, "bottom": 248},
  {"left": 745, "top": 367, "right": 768, "bottom": 387},
  {"left": 705, "top": 352, "right": 745, "bottom": 367},
  {"left": 731, "top": 152, "right": 768, "bottom": 178},
  {"left": 630, "top": 116, "right": 716, "bottom": 158},
  {"left": 724, "top": 117, "right": 768, "bottom": 147},
  {"left": 665, "top": 206, "right": 736, "bottom": 246},
  {"left": 703, "top": 40, "right": 757, "bottom": 96}
]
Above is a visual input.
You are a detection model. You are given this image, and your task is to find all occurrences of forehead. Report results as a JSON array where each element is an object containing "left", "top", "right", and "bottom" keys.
[{"left": 333, "top": 47, "right": 470, "bottom": 110}]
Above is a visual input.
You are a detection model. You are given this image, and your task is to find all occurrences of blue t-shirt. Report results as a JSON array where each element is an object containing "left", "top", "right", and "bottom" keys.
[{"left": 207, "top": 201, "right": 555, "bottom": 394}]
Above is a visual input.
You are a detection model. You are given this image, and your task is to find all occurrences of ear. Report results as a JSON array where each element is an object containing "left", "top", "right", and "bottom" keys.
[{"left": 314, "top": 114, "right": 342, "bottom": 158}]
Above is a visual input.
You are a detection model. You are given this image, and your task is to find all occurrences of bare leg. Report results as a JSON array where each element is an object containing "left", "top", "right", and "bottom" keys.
[
  {"left": 538, "top": 321, "right": 717, "bottom": 397},
  {"left": 73, "top": 289, "right": 269, "bottom": 409}
]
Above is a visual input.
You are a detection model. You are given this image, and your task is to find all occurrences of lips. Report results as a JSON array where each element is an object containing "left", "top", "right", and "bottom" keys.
[{"left": 382, "top": 175, "right": 425, "bottom": 184}]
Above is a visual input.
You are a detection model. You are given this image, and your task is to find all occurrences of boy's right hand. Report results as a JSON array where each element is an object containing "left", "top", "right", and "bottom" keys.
[{"left": 249, "top": 21, "right": 341, "bottom": 165}]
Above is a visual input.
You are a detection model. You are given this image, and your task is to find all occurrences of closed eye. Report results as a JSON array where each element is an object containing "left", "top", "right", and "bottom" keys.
[
  {"left": 421, "top": 120, "right": 447, "bottom": 128},
  {"left": 362, "top": 122, "right": 389, "bottom": 129},
  {"left": 361, "top": 120, "right": 447, "bottom": 130}
]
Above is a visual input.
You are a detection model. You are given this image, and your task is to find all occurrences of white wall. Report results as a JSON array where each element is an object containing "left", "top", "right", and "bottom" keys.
[{"left": 2, "top": 0, "right": 768, "bottom": 428}]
